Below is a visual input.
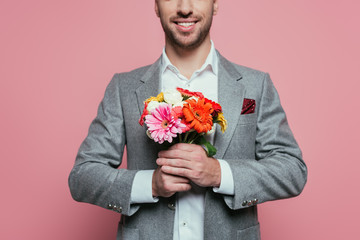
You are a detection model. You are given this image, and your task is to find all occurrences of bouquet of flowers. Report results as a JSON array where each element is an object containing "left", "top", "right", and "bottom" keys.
[{"left": 139, "top": 88, "right": 227, "bottom": 157}]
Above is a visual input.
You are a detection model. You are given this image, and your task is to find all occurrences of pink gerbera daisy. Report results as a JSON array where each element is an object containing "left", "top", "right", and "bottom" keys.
[{"left": 145, "top": 103, "right": 186, "bottom": 144}]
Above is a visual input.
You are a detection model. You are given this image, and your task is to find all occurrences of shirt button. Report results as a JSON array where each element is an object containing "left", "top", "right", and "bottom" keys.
[{"left": 182, "top": 222, "right": 187, "bottom": 227}]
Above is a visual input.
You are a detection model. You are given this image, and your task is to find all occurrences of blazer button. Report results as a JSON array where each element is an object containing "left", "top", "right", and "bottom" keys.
[
  {"left": 242, "top": 201, "right": 248, "bottom": 207},
  {"left": 115, "top": 206, "right": 122, "bottom": 213},
  {"left": 107, "top": 203, "right": 113, "bottom": 209},
  {"left": 168, "top": 202, "right": 176, "bottom": 210},
  {"left": 247, "top": 200, "right": 253, "bottom": 206}
]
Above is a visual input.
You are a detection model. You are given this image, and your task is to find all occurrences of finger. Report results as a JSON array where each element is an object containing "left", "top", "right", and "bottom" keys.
[
  {"left": 157, "top": 157, "right": 193, "bottom": 169},
  {"left": 161, "top": 170, "right": 190, "bottom": 183},
  {"left": 161, "top": 178, "right": 191, "bottom": 192},
  {"left": 162, "top": 182, "right": 191, "bottom": 193},
  {"left": 161, "top": 165, "right": 192, "bottom": 178},
  {"left": 158, "top": 149, "right": 195, "bottom": 160},
  {"left": 173, "top": 183, "right": 191, "bottom": 192},
  {"left": 159, "top": 182, "right": 191, "bottom": 197},
  {"left": 169, "top": 143, "right": 199, "bottom": 151}
]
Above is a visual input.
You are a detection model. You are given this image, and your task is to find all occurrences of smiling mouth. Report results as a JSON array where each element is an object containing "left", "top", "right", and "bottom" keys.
[{"left": 176, "top": 22, "right": 196, "bottom": 27}]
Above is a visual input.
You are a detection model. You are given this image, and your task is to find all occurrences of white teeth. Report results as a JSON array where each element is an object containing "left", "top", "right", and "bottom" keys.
[{"left": 177, "top": 22, "right": 195, "bottom": 27}]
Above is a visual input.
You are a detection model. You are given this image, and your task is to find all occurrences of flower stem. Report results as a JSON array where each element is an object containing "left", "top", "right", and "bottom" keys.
[
  {"left": 189, "top": 132, "right": 205, "bottom": 144},
  {"left": 184, "top": 131, "right": 190, "bottom": 143}
]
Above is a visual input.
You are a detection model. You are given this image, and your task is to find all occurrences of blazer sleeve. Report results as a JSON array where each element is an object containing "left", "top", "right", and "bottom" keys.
[
  {"left": 68, "top": 74, "right": 140, "bottom": 216},
  {"left": 223, "top": 73, "right": 307, "bottom": 210}
]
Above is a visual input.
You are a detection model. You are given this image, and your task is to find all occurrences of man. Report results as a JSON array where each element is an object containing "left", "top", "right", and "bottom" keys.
[{"left": 69, "top": 0, "right": 307, "bottom": 239}]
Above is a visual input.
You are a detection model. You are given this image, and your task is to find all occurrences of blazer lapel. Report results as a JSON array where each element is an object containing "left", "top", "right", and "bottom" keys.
[
  {"left": 135, "top": 58, "right": 174, "bottom": 152},
  {"left": 135, "top": 57, "right": 162, "bottom": 115},
  {"left": 214, "top": 54, "right": 245, "bottom": 159}
]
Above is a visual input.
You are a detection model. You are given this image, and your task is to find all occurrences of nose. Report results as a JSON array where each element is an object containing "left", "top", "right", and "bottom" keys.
[{"left": 177, "top": 0, "right": 193, "bottom": 17}]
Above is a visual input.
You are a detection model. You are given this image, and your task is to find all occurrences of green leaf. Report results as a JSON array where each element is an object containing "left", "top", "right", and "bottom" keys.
[{"left": 196, "top": 135, "right": 217, "bottom": 157}]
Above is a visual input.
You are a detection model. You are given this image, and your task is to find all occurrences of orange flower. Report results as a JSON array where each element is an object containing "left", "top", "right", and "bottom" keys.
[{"left": 183, "top": 98, "right": 214, "bottom": 133}]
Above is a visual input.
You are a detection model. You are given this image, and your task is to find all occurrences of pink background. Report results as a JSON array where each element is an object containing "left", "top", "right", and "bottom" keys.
[{"left": 1, "top": 0, "right": 359, "bottom": 239}]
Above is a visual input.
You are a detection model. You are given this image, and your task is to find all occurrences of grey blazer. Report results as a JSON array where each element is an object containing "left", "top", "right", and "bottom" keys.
[{"left": 69, "top": 52, "right": 307, "bottom": 240}]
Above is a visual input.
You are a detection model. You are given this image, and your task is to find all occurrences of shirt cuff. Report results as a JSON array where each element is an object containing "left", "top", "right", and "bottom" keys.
[
  {"left": 213, "top": 159, "right": 235, "bottom": 195},
  {"left": 130, "top": 170, "right": 159, "bottom": 204}
]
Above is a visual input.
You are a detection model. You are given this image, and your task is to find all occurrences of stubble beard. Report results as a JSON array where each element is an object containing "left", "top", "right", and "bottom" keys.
[{"left": 161, "top": 14, "right": 213, "bottom": 50}]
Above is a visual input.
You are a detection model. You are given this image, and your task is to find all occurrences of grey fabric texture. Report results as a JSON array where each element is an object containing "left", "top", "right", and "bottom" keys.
[{"left": 68, "top": 52, "right": 307, "bottom": 240}]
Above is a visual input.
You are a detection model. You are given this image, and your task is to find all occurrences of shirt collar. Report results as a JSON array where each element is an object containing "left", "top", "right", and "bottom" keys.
[{"left": 160, "top": 41, "right": 218, "bottom": 77}]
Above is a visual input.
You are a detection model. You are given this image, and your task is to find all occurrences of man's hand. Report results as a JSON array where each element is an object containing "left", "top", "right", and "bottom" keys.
[
  {"left": 157, "top": 143, "right": 221, "bottom": 188},
  {"left": 152, "top": 166, "right": 191, "bottom": 198}
]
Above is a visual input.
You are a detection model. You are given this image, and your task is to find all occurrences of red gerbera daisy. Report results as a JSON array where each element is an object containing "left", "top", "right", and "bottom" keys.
[
  {"left": 204, "top": 98, "right": 222, "bottom": 117},
  {"left": 176, "top": 87, "right": 204, "bottom": 99},
  {"left": 139, "top": 102, "right": 149, "bottom": 126}
]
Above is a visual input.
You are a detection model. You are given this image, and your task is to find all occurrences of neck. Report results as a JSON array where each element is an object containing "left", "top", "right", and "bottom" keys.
[{"left": 165, "top": 36, "right": 212, "bottom": 80}]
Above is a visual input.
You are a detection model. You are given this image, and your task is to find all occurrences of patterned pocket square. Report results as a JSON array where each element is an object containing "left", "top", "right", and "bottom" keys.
[{"left": 241, "top": 98, "right": 256, "bottom": 114}]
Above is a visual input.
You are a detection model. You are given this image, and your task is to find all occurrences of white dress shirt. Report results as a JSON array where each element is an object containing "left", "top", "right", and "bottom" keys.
[{"left": 130, "top": 42, "right": 235, "bottom": 240}]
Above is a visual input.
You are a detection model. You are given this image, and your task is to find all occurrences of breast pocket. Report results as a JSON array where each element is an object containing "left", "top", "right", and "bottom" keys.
[
  {"left": 224, "top": 113, "right": 257, "bottom": 159},
  {"left": 237, "top": 113, "right": 257, "bottom": 125}
]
